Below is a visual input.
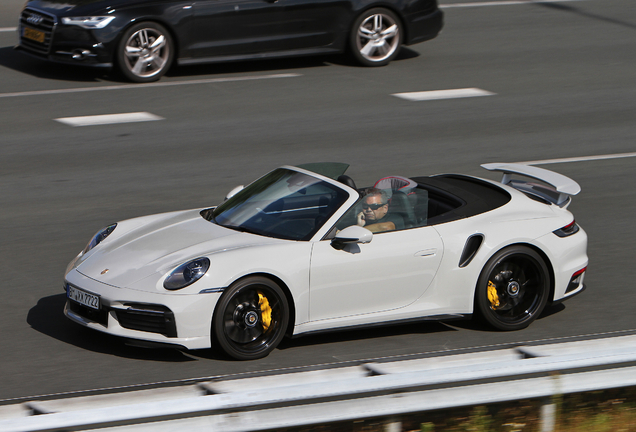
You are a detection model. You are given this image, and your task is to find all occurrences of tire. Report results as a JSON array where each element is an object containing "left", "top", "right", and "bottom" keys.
[
  {"left": 349, "top": 8, "right": 403, "bottom": 67},
  {"left": 213, "top": 276, "right": 289, "bottom": 360},
  {"left": 475, "top": 246, "right": 550, "bottom": 331},
  {"left": 116, "top": 22, "right": 174, "bottom": 83}
]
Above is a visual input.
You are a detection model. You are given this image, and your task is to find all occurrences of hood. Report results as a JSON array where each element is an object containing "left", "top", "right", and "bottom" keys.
[{"left": 76, "top": 210, "right": 281, "bottom": 288}]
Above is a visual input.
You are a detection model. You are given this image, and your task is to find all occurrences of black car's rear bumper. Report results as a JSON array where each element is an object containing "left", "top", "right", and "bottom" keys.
[{"left": 404, "top": 8, "right": 444, "bottom": 46}]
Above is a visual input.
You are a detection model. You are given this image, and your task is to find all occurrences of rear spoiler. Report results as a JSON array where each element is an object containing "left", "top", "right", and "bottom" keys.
[{"left": 481, "top": 163, "right": 581, "bottom": 207}]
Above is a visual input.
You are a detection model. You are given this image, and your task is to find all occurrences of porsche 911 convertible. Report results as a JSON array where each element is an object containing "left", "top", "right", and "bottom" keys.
[{"left": 63, "top": 163, "right": 588, "bottom": 360}]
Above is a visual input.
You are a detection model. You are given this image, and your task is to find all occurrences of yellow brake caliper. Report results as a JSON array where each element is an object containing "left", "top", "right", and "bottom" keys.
[
  {"left": 258, "top": 292, "right": 272, "bottom": 331},
  {"left": 487, "top": 281, "right": 500, "bottom": 309}
]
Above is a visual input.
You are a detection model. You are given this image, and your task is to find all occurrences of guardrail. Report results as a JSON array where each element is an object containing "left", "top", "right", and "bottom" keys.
[{"left": 2, "top": 335, "right": 636, "bottom": 432}]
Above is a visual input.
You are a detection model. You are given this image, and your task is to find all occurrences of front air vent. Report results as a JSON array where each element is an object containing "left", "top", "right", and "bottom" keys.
[
  {"left": 115, "top": 304, "right": 177, "bottom": 338},
  {"left": 68, "top": 301, "right": 109, "bottom": 326}
]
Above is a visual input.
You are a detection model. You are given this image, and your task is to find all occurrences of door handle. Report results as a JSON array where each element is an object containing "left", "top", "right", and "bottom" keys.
[{"left": 414, "top": 249, "right": 437, "bottom": 257}]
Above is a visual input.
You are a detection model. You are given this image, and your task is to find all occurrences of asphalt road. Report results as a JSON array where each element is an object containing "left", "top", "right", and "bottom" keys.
[{"left": 1, "top": 0, "right": 635, "bottom": 402}]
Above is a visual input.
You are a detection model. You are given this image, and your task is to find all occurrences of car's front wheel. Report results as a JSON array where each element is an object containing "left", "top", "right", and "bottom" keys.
[
  {"left": 350, "top": 8, "right": 403, "bottom": 67},
  {"left": 475, "top": 246, "right": 550, "bottom": 331},
  {"left": 116, "top": 22, "right": 174, "bottom": 83},
  {"left": 213, "top": 276, "right": 289, "bottom": 360}
]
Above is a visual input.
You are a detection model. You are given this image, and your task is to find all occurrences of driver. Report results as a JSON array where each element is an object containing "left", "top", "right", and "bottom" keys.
[{"left": 356, "top": 188, "right": 404, "bottom": 233}]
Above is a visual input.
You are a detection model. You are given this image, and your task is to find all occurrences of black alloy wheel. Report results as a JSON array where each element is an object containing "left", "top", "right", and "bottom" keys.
[
  {"left": 350, "top": 8, "right": 403, "bottom": 67},
  {"left": 213, "top": 276, "right": 289, "bottom": 360},
  {"left": 476, "top": 246, "right": 550, "bottom": 331},
  {"left": 116, "top": 22, "right": 174, "bottom": 83}
]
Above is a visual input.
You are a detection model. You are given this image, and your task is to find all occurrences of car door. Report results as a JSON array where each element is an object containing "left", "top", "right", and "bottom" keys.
[
  {"left": 309, "top": 227, "right": 444, "bottom": 321},
  {"left": 274, "top": 0, "right": 350, "bottom": 51},
  {"left": 191, "top": 0, "right": 284, "bottom": 57}
]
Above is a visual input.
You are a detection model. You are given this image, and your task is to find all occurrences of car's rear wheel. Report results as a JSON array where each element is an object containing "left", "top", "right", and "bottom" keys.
[
  {"left": 116, "top": 22, "right": 173, "bottom": 83},
  {"left": 213, "top": 276, "right": 289, "bottom": 360},
  {"left": 350, "top": 8, "right": 402, "bottom": 67},
  {"left": 475, "top": 246, "right": 550, "bottom": 331}
]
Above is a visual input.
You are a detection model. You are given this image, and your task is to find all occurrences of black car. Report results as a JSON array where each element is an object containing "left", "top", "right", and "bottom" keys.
[{"left": 16, "top": 0, "right": 443, "bottom": 82}]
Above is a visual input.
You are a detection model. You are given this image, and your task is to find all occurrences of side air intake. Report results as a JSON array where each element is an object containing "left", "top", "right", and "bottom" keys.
[{"left": 459, "top": 234, "right": 484, "bottom": 268}]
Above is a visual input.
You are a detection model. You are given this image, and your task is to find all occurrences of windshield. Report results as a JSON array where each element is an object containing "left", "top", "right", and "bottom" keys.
[{"left": 207, "top": 168, "right": 350, "bottom": 241}]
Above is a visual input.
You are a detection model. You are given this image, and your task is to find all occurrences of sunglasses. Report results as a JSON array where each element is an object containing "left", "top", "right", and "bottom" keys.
[{"left": 362, "top": 203, "right": 385, "bottom": 210}]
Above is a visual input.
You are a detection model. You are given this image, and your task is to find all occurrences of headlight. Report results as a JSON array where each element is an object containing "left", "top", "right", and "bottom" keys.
[
  {"left": 83, "top": 224, "right": 117, "bottom": 253},
  {"left": 61, "top": 16, "right": 115, "bottom": 29},
  {"left": 164, "top": 258, "right": 210, "bottom": 290}
]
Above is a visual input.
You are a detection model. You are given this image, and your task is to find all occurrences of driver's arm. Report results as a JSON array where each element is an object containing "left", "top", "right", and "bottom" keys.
[{"left": 364, "top": 221, "right": 396, "bottom": 233}]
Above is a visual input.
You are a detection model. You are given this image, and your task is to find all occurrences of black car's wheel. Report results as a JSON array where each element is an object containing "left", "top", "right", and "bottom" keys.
[
  {"left": 213, "top": 276, "right": 289, "bottom": 360},
  {"left": 475, "top": 246, "right": 550, "bottom": 331},
  {"left": 350, "top": 8, "right": 402, "bottom": 67},
  {"left": 116, "top": 22, "right": 173, "bottom": 83}
]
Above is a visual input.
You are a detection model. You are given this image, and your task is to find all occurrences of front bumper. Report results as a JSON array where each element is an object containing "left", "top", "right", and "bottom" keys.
[
  {"left": 64, "top": 269, "right": 222, "bottom": 350},
  {"left": 17, "top": 7, "right": 115, "bottom": 68}
]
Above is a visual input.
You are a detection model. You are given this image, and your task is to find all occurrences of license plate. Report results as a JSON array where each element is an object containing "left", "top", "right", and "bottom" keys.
[
  {"left": 23, "top": 27, "right": 45, "bottom": 43},
  {"left": 67, "top": 285, "right": 101, "bottom": 310}
]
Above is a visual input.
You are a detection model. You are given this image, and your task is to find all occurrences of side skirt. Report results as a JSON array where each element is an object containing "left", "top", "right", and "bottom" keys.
[{"left": 291, "top": 314, "right": 472, "bottom": 339}]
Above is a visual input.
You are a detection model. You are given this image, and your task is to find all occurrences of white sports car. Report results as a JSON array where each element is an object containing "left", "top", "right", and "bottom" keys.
[{"left": 64, "top": 163, "right": 588, "bottom": 360}]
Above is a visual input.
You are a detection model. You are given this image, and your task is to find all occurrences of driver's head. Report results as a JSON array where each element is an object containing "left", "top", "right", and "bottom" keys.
[{"left": 362, "top": 189, "right": 389, "bottom": 222}]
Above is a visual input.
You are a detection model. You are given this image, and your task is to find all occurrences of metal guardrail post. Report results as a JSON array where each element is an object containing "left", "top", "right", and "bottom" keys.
[
  {"left": 540, "top": 399, "right": 556, "bottom": 432},
  {"left": 540, "top": 372, "right": 563, "bottom": 432},
  {"left": 384, "top": 417, "right": 402, "bottom": 432}
]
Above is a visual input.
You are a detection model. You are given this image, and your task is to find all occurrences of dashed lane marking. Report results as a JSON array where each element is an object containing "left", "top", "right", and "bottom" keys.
[
  {"left": 392, "top": 88, "right": 496, "bottom": 101},
  {"left": 55, "top": 112, "right": 164, "bottom": 127}
]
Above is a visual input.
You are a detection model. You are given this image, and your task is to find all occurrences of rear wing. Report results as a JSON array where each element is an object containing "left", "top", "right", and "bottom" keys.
[{"left": 481, "top": 163, "right": 581, "bottom": 207}]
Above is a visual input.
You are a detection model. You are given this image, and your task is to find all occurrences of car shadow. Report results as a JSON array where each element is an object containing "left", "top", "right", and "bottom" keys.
[
  {"left": 1, "top": 44, "right": 420, "bottom": 83},
  {"left": 167, "top": 55, "right": 332, "bottom": 80},
  {"left": 443, "top": 303, "right": 567, "bottom": 332},
  {"left": 27, "top": 293, "right": 201, "bottom": 361},
  {"left": 538, "top": 302, "right": 566, "bottom": 319},
  {"left": 158, "top": 46, "right": 418, "bottom": 79},
  {"left": 276, "top": 319, "right": 457, "bottom": 351},
  {"left": 0, "top": 46, "right": 110, "bottom": 82}
]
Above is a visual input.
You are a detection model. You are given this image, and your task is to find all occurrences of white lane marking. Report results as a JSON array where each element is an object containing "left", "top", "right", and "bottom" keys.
[
  {"left": 0, "top": 73, "right": 301, "bottom": 99},
  {"left": 520, "top": 152, "right": 636, "bottom": 165},
  {"left": 55, "top": 112, "right": 164, "bottom": 127},
  {"left": 441, "top": 0, "right": 587, "bottom": 8},
  {"left": 393, "top": 88, "right": 495, "bottom": 101},
  {"left": 0, "top": 27, "right": 17, "bottom": 32}
]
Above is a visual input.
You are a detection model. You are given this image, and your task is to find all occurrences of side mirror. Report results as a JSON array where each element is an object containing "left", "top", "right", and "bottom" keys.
[
  {"left": 225, "top": 185, "right": 244, "bottom": 201},
  {"left": 331, "top": 225, "right": 373, "bottom": 250}
]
